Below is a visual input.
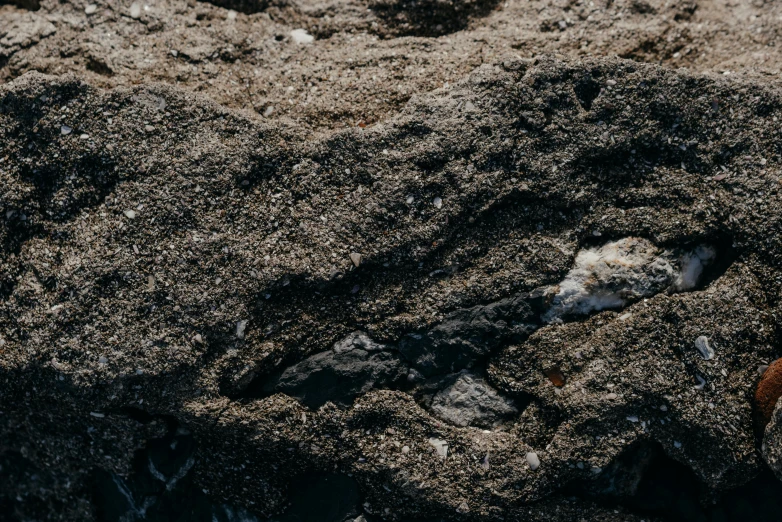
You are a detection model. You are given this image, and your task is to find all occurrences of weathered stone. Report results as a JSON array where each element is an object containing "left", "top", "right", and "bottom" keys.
[{"left": 429, "top": 370, "right": 517, "bottom": 428}]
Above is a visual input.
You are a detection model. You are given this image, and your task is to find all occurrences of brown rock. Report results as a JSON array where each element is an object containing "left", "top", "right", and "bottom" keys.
[{"left": 754, "top": 359, "right": 782, "bottom": 432}]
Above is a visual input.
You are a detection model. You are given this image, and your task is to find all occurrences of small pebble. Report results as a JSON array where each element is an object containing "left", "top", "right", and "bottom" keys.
[
  {"left": 350, "top": 252, "right": 362, "bottom": 268},
  {"left": 129, "top": 1, "right": 141, "bottom": 18},
  {"left": 526, "top": 451, "right": 540, "bottom": 470},
  {"left": 263, "top": 106, "right": 274, "bottom": 117},
  {"left": 290, "top": 29, "right": 314, "bottom": 44},
  {"left": 60, "top": 125, "right": 72, "bottom": 135},
  {"left": 694, "top": 335, "right": 714, "bottom": 360},
  {"left": 433, "top": 197, "right": 443, "bottom": 209},
  {"left": 80, "top": 134, "right": 89, "bottom": 140},
  {"left": 236, "top": 320, "right": 248, "bottom": 339},
  {"left": 401, "top": 445, "right": 410, "bottom": 454},
  {"left": 605, "top": 392, "right": 618, "bottom": 400},
  {"left": 123, "top": 209, "right": 136, "bottom": 219},
  {"left": 428, "top": 438, "right": 448, "bottom": 459},
  {"left": 406, "top": 196, "right": 414, "bottom": 204},
  {"left": 85, "top": 3, "right": 97, "bottom": 14},
  {"left": 145, "top": 125, "right": 155, "bottom": 132}
]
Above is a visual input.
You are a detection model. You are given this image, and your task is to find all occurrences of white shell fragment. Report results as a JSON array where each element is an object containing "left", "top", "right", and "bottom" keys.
[
  {"left": 694, "top": 336, "right": 714, "bottom": 360},
  {"left": 526, "top": 451, "right": 540, "bottom": 470},
  {"left": 290, "top": 29, "right": 314, "bottom": 44},
  {"left": 349, "top": 252, "right": 362, "bottom": 267},
  {"left": 428, "top": 437, "right": 448, "bottom": 459}
]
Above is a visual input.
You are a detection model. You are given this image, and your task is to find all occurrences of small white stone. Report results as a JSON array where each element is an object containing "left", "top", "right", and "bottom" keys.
[
  {"left": 80, "top": 134, "right": 90, "bottom": 140},
  {"left": 694, "top": 335, "right": 714, "bottom": 360},
  {"left": 674, "top": 441, "right": 682, "bottom": 449},
  {"left": 194, "top": 333, "right": 203, "bottom": 343},
  {"left": 433, "top": 197, "right": 442, "bottom": 209},
  {"left": 236, "top": 320, "right": 248, "bottom": 339},
  {"left": 89, "top": 412, "right": 105, "bottom": 418},
  {"left": 526, "top": 451, "right": 540, "bottom": 470},
  {"left": 406, "top": 196, "right": 414, "bottom": 204},
  {"left": 626, "top": 415, "right": 639, "bottom": 423},
  {"left": 129, "top": 2, "right": 141, "bottom": 18},
  {"left": 290, "top": 29, "right": 314, "bottom": 44},
  {"left": 350, "top": 252, "right": 362, "bottom": 268},
  {"left": 605, "top": 392, "right": 618, "bottom": 400},
  {"left": 428, "top": 437, "right": 448, "bottom": 459},
  {"left": 123, "top": 209, "right": 136, "bottom": 219},
  {"left": 85, "top": 3, "right": 97, "bottom": 14},
  {"left": 263, "top": 106, "right": 274, "bottom": 117},
  {"left": 60, "top": 125, "right": 72, "bottom": 135},
  {"left": 401, "top": 445, "right": 410, "bottom": 454}
]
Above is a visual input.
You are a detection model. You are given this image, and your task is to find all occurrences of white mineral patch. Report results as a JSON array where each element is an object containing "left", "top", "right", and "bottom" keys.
[{"left": 542, "top": 237, "right": 715, "bottom": 322}]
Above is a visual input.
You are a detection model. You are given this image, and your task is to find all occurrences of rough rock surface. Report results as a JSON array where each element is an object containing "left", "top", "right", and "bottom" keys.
[
  {"left": 763, "top": 398, "right": 782, "bottom": 483},
  {"left": 3, "top": 0, "right": 782, "bottom": 521},
  {"left": 430, "top": 370, "right": 518, "bottom": 428}
]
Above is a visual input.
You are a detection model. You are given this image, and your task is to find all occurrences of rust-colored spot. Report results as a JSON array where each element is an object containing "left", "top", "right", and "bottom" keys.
[
  {"left": 754, "top": 358, "right": 782, "bottom": 433},
  {"left": 545, "top": 367, "right": 566, "bottom": 387},
  {"left": 357, "top": 121, "right": 367, "bottom": 128}
]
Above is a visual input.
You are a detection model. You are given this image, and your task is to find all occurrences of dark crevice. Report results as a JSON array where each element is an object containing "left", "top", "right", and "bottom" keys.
[{"left": 564, "top": 440, "right": 782, "bottom": 522}]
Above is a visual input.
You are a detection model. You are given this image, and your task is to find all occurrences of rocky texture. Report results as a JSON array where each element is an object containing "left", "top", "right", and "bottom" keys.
[
  {"left": 4, "top": 0, "right": 782, "bottom": 134},
  {"left": 763, "top": 398, "right": 782, "bottom": 483},
  {"left": 4, "top": 3, "right": 782, "bottom": 519},
  {"left": 262, "top": 332, "right": 408, "bottom": 408}
]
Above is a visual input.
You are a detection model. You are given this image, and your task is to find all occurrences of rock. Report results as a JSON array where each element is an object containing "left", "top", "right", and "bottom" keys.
[
  {"left": 429, "top": 370, "right": 517, "bottom": 428},
  {"left": 349, "top": 252, "right": 362, "bottom": 268},
  {"left": 428, "top": 437, "right": 448, "bottom": 459},
  {"left": 398, "top": 293, "right": 537, "bottom": 377},
  {"left": 129, "top": 1, "right": 141, "bottom": 18},
  {"left": 123, "top": 209, "right": 136, "bottom": 219},
  {"left": 236, "top": 320, "right": 248, "bottom": 339},
  {"left": 266, "top": 332, "right": 408, "bottom": 408},
  {"left": 763, "top": 398, "right": 782, "bottom": 482},
  {"left": 290, "top": 29, "right": 314, "bottom": 44},
  {"left": 755, "top": 358, "right": 782, "bottom": 431},
  {"left": 84, "top": 4, "right": 97, "bottom": 14},
  {"left": 526, "top": 452, "right": 540, "bottom": 470},
  {"left": 694, "top": 336, "right": 714, "bottom": 360}
]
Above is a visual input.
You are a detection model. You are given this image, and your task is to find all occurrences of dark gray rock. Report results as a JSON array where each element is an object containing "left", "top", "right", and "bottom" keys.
[
  {"left": 267, "top": 332, "right": 408, "bottom": 409},
  {"left": 398, "top": 294, "right": 538, "bottom": 377}
]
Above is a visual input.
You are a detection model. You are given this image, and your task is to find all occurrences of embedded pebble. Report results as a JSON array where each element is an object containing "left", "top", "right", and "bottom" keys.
[
  {"left": 526, "top": 451, "right": 540, "bottom": 470},
  {"left": 350, "top": 252, "right": 362, "bottom": 267},
  {"left": 694, "top": 335, "right": 714, "bottom": 360},
  {"left": 236, "top": 320, "right": 248, "bottom": 339},
  {"left": 433, "top": 197, "right": 443, "bottom": 209},
  {"left": 123, "top": 210, "right": 137, "bottom": 219},
  {"left": 129, "top": 2, "right": 141, "bottom": 18},
  {"left": 290, "top": 29, "right": 314, "bottom": 44},
  {"left": 85, "top": 3, "right": 97, "bottom": 14},
  {"left": 428, "top": 438, "right": 448, "bottom": 459},
  {"left": 60, "top": 125, "right": 72, "bottom": 135}
]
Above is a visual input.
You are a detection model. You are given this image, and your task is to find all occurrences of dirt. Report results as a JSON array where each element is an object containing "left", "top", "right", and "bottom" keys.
[{"left": 2, "top": 1, "right": 782, "bottom": 521}]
